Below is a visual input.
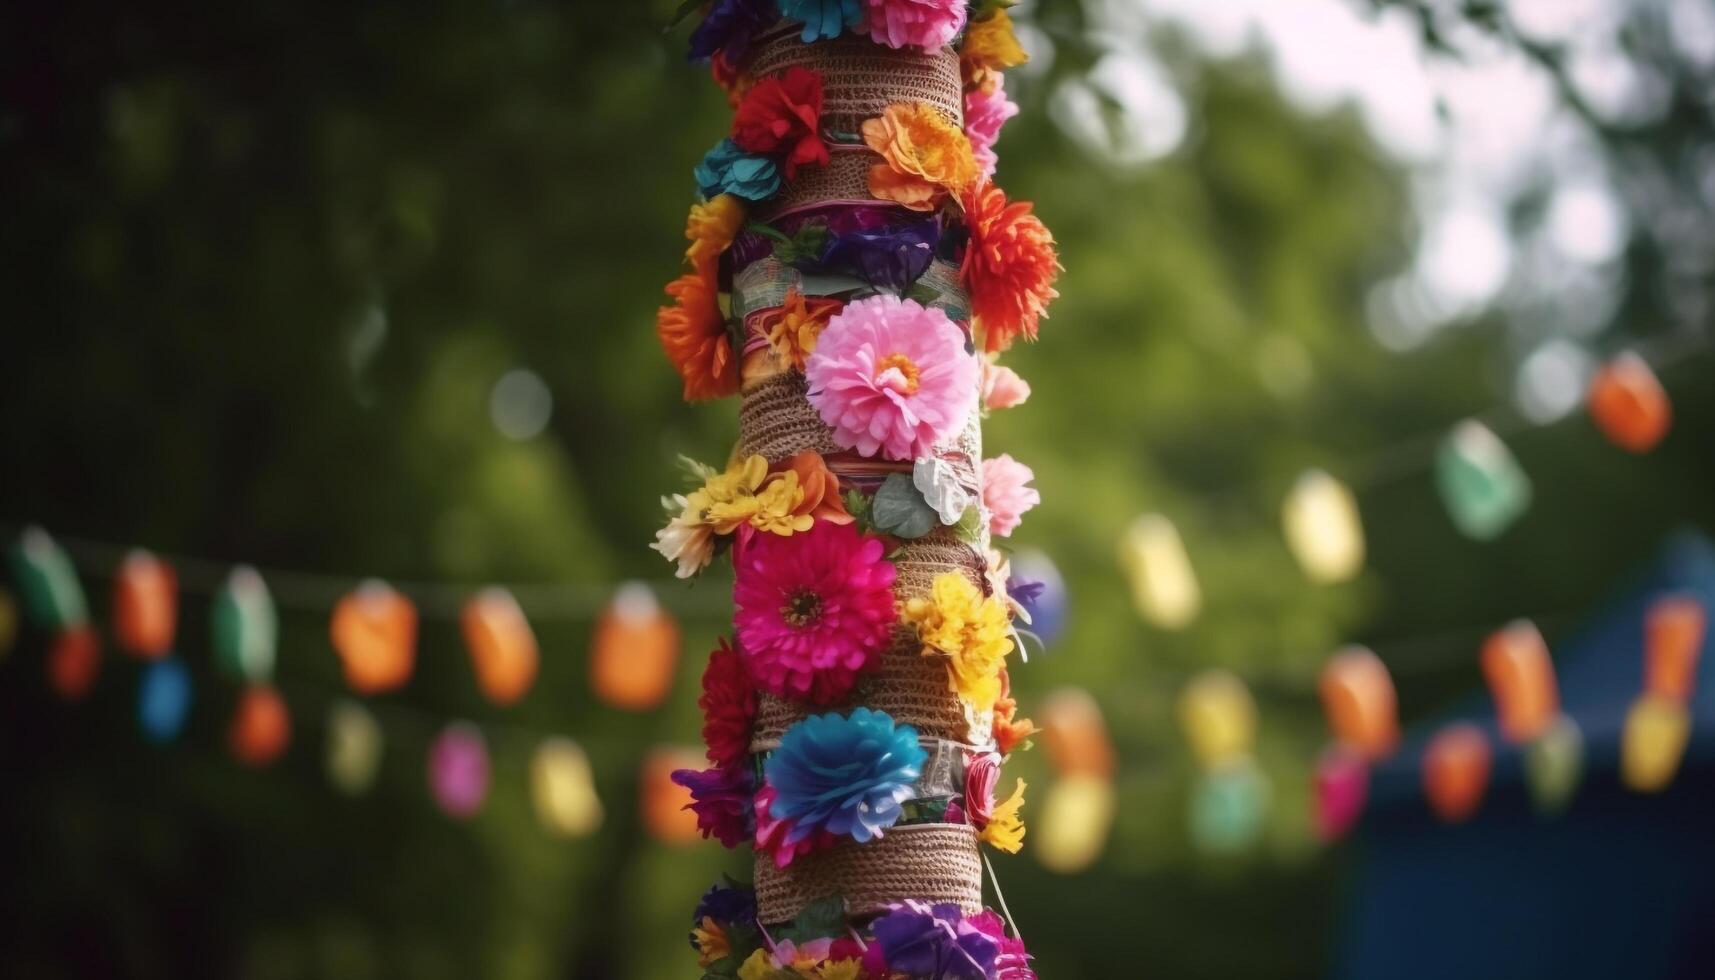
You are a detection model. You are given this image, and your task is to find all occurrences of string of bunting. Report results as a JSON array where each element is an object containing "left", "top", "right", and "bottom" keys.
[
  {"left": 1140, "top": 337, "right": 1707, "bottom": 858},
  {"left": 0, "top": 524, "right": 735, "bottom": 843}
]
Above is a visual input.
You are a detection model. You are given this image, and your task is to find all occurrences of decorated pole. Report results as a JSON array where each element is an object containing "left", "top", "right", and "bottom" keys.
[{"left": 654, "top": 1, "right": 1056, "bottom": 975}]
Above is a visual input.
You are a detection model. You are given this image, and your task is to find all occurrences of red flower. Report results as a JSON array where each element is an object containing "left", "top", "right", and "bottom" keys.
[
  {"left": 732, "top": 67, "right": 829, "bottom": 179},
  {"left": 699, "top": 638, "right": 756, "bottom": 768},
  {"left": 960, "top": 180, "right": 1061, "bottom": 353}
]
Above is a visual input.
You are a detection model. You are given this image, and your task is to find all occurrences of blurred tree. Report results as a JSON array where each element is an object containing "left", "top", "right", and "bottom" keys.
[{"left": 0, "top": 1, "right": 1708, "bottom": 979}]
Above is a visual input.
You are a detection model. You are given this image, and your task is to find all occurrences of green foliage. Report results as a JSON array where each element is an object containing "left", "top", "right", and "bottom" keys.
[{"left": 0, "top": 2, "right": 1709, "bottom": 980}]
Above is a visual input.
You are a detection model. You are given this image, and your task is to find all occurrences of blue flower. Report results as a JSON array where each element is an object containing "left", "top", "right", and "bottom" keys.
[
  {"left": 687, "top": 0, "right": 779, "bottom": 63},
  {"left": 868, "top": 900, "right": 999, "bottom": 980},
  {"left": 765, "top": 707, "right": 926, "bottom": 844},
  {"left": 781, "top": 0, "right": 863, "bottom": 42},
  {"left": 695, "top": 138, "right": 782, "bottom": 202}
]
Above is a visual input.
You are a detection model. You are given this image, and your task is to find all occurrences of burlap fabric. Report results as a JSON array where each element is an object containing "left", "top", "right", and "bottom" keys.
[
  {"left": 744, "top": 27, "right": 962, "bottom": 219},
  {"left": 734, "top": 20, "right": 995, "bottom": 931},
  {"left": 753, "top": 823, "right": 985, "bottom": 923}
]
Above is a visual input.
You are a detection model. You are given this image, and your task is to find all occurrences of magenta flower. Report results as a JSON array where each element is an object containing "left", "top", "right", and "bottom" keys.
[
  {"left": 968, "top": 910, "right": 1038, "bottom": 980},
  {"left": 966, "top": 75, "right": 1020, "bottom": 179},
  {"left": 806, "top": 294, "right": 978, "bottom": 461},
  {"left": 732, "top": 521, "right": 898, "bottom": 704},
  {"left": 964, "top": 752, "right": 1001, "bottom": 828},
  {"left": 858, "top": 0, "right": 966, "bottom": 49},
  {"left": 981, "top": 453, "right": 1040, "bottom": 537},
  {"left": 754, "top": 783, "right": 840, "bottom": 868},
  {"left": 671, "top": 763, "right": 755, "bottom": 848}
]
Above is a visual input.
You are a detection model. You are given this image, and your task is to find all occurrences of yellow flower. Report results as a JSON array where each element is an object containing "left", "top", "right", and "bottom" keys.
[
  {"left": 862, "top": 103, "right": 978, "bottom": 211},
  {"left": 685, "top": 194, "right": 746, "bottom": 270},
  {"left": 738, "top": 948, "right": 783, "bottom": 980},
  {"left": 962, "top": 10, "right": 1028, "bottom": 92},
  {"left": 699, "top": 454, "right": 771, "bottom": 534},
  {"left": 748, "top": 471, "right": 814, "bottom": 536},
  {"left": 692, "top": 917, "right": 731, "bottom": 968},
  {"left": 817, "top": 962, "right": 862, "bottom": 980},
  {"left": 979, "top": 778, "right": 1027, "bottom": 853},
  {"left": 901, "top": 572, "right": 1014, "bottom": 711}
]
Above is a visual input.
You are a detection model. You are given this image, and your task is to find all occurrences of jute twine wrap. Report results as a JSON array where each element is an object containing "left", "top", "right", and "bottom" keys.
[
  {"left": 747, "top": 29, "right": 963, "bottom": 134},
  {"left": 738, "top": 371, "right": 845, "bottom": 459},
  {"left": 736, "top": 26, "right": 993, "bottom": 928},
  {"left": 746, "top": 29, "right": 962, "bottom": 219},
  {"left": 754, "top": 823, "right": 985, "bottom": 923},
  {"left": 762, "top": 146, "right": 884, "bottom": 219}
]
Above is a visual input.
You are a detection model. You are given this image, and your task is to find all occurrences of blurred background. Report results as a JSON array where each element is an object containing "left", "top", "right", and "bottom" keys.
[{"left": 1, "top": 0, "right": 1712, "bottom": 977}]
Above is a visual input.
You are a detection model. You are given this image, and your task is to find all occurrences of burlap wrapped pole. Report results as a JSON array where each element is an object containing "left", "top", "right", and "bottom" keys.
[{"left": 727, "top": 32, "right": 996, "bottom": 925}]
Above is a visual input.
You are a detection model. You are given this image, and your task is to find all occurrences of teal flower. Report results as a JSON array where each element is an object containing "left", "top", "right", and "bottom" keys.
[
  {"left": 765, "top": 707, "right": 926, "bottom": 844},
  {"left": 695, "top": 138, "right": 781, "bottom": 202},
  {"left": 782, "top": 0, "right": 863, "bottom": 42}
]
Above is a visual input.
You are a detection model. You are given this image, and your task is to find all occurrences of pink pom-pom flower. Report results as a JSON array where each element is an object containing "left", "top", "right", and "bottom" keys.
[
  {"left": 982, "top": 453, "right": 1040, "bottom": 537},
  {"left": 965, "top": 74, "right": 1020, "bottom": 179},
  {"left": 858, "top": 0, "right": 967, "bottom": 50},
  {"left": 732, "top": 521, "right": 898, "bottom": 704},
  {"left": 806, "top": 294, "right": 977, "bottom": 461}
]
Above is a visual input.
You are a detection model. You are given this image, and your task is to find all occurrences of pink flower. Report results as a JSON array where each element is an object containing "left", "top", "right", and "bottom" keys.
[
  {"left": 981, "top": 356, "right": 1031, "bottom": 410},
  {"left": 964, "top": 752, "right": 1000, "bottom": 827},
  {"left": 732, "top": 521, "right": 898, "bottom": 704},
  {"left": 806, "top": 294, "right": 978, "bottom": 461},
  {"left": 858, "top": 0, "right": 966, "bottom": 49},
  {"left": 981, "top": 453, "right": 1039, "bottom": 537},
  {"left": 967, "top": 910, "right": 1038, "bottom": 980},
  {"left": 965, "top": 74, "right": 1020, "bottom": 179},
  {"left": 754, "top": 783, "right": 840, "bottom": 868}
]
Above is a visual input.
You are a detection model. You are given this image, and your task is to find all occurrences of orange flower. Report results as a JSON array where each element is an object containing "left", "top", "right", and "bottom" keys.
[
  {"left": 755, "top": 287, "right": 840, "bottom": 371},
  {"left": 766, "top": 451, "right": 853, "bottom": 527},
  {"left": 656, "top": 261, "right": 738, "bottom": 401},
  {"left": 685, "top": 194, "right": 745, "bottom": 270},
  {"left": 960, "top": 179, "right": 1060, "bottom": 352},
  {"left": 961, "top": 10, "right": 1028, "bottom": 92},
  {"left": 862, "top": 103, "right": 978, "bottom": 211},
  {"left": 993, "top": 671, "right": 1037, "bottom": 755}
]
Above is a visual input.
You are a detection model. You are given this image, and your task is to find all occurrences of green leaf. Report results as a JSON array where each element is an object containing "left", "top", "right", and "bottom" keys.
[
  {"left": 953, "top": 503, "right": 984, "bottom": 543},
  {"left": 775, "top": 895, "right": 847, "bottom": 945},
  {"left": 871, "top": 472, "right": 937, "bottom": 539},
  {"left": 773, "top": 222, "right": 831, "bottom": 266},
  {"left": 907, "top": 278, "right": 942, "bottom": 306},
  {"left": 663, "top": 0, "right": 705, "bottom": 33},
  {"left": 843, "top": 488, "right": 874, "bottom": 533}
]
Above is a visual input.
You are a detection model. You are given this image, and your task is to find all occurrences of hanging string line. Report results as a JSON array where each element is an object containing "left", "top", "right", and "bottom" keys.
[{"left": 0, "top": 525, "right": 735, "bottom": 621}]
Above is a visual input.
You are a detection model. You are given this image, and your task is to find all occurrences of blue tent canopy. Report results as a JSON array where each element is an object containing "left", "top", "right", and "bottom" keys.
[{"left": 1337, "top": 532, "right": 1715, "bottom": 980}]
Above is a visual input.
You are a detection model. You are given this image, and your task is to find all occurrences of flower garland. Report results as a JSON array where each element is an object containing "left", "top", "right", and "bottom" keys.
[{"left": 661, "top": 3, "right": 1053, "bottom": 975}]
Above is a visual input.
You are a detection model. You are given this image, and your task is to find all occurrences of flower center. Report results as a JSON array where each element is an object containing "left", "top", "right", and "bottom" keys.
[
  {"left": 781, "top": 588, "right": 823, "bottom": 628},
  {"left": 875, "top": 352, "right": 921, "bottom": 395}
]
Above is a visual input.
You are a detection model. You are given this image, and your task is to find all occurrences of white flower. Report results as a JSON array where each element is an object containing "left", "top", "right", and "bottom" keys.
[
  {"left": 913, "top": 457, "right": 971, "bottom": 526},
  {"left": 650, "top": 494, "right": 714, "bottom": 578}
]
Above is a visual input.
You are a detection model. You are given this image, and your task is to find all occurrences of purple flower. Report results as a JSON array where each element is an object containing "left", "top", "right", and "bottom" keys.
[
  {"left": 692, "top": 877, "right": 757, "bottom": 929},
  {"left": 671, "top": 763, "right": 756, "bottom": 848},
  {"left": 688, "top": 0, "right": 780, "bottom": 63},
  {"left": 808, "top": 211, "right": 941, "bottom": 293},
  {"left": 863, "top": 900, "right": 999, "bottom": 979}
]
